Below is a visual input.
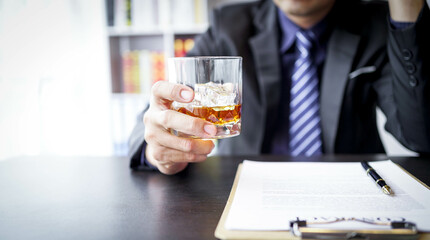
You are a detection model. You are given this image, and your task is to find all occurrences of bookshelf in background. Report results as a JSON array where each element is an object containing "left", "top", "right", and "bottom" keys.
[{"left": 106, "top": 0, "right": 209, "bottom": 155}]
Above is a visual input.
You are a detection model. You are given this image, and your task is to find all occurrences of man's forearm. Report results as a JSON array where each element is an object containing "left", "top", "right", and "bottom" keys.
[{"left": 388, "top": 0, "right": 424, "bottom": 22}]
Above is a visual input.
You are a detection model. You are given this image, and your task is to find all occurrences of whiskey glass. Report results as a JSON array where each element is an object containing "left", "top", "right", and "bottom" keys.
[{"left": 168, "top": 56, "right": 242, "bottom": 139}]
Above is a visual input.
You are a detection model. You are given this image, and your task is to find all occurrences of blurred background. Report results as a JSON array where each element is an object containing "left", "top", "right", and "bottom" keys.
[{"left": 0, "top": 0, "right": 416, "bottom": 161}]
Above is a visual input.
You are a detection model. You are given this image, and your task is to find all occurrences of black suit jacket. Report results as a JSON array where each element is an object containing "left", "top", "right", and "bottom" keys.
[{"left": 129, "top": 0, "right": 430, "bottom": 168}]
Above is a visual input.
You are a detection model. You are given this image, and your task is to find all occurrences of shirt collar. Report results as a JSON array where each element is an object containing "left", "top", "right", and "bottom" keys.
[{"left": 277, "top": 8, "right": 329, "bottom": 53}]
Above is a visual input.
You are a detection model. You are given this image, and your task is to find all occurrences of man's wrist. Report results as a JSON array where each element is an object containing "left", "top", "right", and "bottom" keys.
[
  {"left": 141, "top": 142, "right": 158, "bottom": 170},
  {"left": 388, "top": 0, "right": 424, "bottom": 22}
]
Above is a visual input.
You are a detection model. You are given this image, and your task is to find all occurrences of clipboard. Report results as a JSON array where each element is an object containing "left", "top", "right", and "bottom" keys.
[{"left": 214, "top": 163, "right": 430, "bottom": 240}]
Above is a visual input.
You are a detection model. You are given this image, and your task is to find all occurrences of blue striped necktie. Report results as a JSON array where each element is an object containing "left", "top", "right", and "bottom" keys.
[{"left": 289, "top": 30, "right": 322, "bottom": 156}]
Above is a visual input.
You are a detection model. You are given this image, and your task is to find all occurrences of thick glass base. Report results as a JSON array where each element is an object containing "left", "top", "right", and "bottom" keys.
[{"left": 171, "top": 121, "right": 241, "bottom": 139}]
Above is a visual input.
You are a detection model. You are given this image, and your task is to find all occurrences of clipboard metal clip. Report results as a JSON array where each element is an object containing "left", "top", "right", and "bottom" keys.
[{"left": 289, "top": 217, "right": 418, "bottom": 240}]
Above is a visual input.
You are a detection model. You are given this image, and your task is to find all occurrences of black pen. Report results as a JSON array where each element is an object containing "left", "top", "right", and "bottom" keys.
[{"left": 361, "top": 161, "right": 393, "bottom": 195}]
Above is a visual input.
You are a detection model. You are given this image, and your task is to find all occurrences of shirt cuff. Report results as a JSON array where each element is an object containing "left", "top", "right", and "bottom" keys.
[{"left": 389, "top": 17, "right": 414, "bottom": 29}]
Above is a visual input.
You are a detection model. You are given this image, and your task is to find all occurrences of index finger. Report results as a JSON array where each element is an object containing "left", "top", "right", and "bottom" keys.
[{"left": 151, "top": 81, "right": 194, "bottom": 104}]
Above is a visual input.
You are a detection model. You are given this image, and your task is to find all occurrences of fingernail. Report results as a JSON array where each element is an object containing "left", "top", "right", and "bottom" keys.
[
  {"left": 180, "top": 90, "right": 193, "bottom": 101},
  {"left": 204, "top": 124, "right": 217, "bottom": 136}
]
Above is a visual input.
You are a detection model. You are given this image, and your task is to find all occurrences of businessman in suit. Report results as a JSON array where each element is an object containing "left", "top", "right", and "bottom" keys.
[{"left": 129, "top": 0, "right": 430, "bottom": 174}]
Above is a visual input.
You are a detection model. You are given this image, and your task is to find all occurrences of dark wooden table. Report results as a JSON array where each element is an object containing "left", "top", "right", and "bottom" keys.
[{"left": 0, "top": 155, "right": 429, "bottom": 240}]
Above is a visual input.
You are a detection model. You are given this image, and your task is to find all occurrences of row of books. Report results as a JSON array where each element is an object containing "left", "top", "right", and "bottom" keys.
[
  {"left": 174, "top": 37, "right": 195, "bottom": 57},
  {"left": 120, "top": 36, "right": 195, "bottom": 93},
  {"left": 122, "top": 50, "right": 165, "bottom": 94},
  {"left": 106, "top": 0, "right": 207, "bottom": 29}
]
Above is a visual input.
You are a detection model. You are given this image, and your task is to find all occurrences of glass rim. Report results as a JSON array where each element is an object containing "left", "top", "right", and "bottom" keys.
[{"left": 168, "top": 56, "right": 242, "bottom": 60}]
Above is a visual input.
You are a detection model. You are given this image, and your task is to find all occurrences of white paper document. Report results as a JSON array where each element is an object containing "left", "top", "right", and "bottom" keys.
[{"left": 225, "top": 160, "right": 430, "bottom": 231}]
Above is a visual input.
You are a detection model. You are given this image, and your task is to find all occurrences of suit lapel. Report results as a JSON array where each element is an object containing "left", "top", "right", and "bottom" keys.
[
  {"left": 248, "top": 1, "right": 281, "bottom": 132},
  {"left": 320, "top": 28, "right": 360, "bottom": 153}
]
